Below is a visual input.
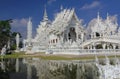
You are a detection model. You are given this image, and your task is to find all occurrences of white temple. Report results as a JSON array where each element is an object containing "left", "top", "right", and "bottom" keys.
[{"left": 23, "top": 7, "right": 120, "bottom": 54}]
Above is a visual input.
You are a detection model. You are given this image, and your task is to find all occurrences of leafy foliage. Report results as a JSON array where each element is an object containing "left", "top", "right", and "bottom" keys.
[
  {"left": 0, "top": 19, "right": 12, "bottom": 49},
  {"left": 0, "top": 19, "right": 22, "bottom": 50}
]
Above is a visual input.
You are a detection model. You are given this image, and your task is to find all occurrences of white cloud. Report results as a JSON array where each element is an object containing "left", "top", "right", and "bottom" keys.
[
  {"left": 47, "top": 0, "right": 56, "bottom": 5},
  {"left": 11, "top": 18, "right": 28, "bottom": 27},
  {"left": 109, "top": 14, "right": 118, "bottom": 22},
  {"left": 81, "top": 1, "right": 100, "bottom": 10},
  {"left": 11, "top": 18, "right": 29, "bottom": 39}
]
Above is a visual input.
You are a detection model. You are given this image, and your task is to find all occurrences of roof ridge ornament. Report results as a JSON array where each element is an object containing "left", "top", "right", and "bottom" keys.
[
  {"left": 43, "top": 5, "right": 48, "bottom": 21},
  {"left": 97, "top": 11, "right": 100, "bottom": 23},
  {"left": 106, "top": 12, "right": 109, "bottom": 22},
  {"left": 60, "top": 5, "right": 63, "bottom": 11}
]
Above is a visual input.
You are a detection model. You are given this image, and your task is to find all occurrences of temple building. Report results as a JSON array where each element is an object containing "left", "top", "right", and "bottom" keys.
[{"left": 23, "top": 7, "right": 120, "bottom": 54}]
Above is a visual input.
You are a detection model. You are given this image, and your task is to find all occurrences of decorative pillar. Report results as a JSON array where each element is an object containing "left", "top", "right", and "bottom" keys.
[
  {"left": 100, "top": 33, "right": 102, "bottom": 37},
  {"left": 93, "top": 43, "right": 96, "bottom": 50},
  {"left": 87, "top": 46, "right": 90, "bottom": 49},
  {"left": 102, "top": 43, "right": 106, "bottom": 53},
  {"left": 102, "top": 43, "right": 106, "bottom": 49},
  {"left": 107, "top": 45, "right": 109, "bottom": 49},
  {"left": 76, "top": 23, "right": 79, "bottom": 42},
  {"left": 94, "top": 32, "right": 96, "bottom": 38},
  {"left": 76, "top": 32, "right": 79, "bottom": 42},
  {"left": 113, "top": 44, "right": 116, "bottom": 53},
  {"left": 92, "top": 43, "right": 96, "bottom": 53},
  {"left": 102, "top": 33, "right": 104, "bottom": 37},
  {"left": 81, "top": 33, "right": 84, "bottom": 42},
  {"left": 90, "top": 45, "right": 92, "bottom": 49},
  {"left": 91, "top": 33, "right": 93, "bottom": 38},
  {"left": 66, "top": 32, "right": 68, "bottom": 41},
  {"left": 113, "top": 44, "right": 116, "bottom": 50}
]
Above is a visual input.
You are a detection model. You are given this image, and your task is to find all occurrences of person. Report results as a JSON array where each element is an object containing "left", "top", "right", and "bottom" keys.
[{"left": 1, "top": 45, "right": 6, "bottom": 55}]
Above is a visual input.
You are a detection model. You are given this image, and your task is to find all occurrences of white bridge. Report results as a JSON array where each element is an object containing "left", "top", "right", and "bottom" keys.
[
  {"left": 47, "top": 36, "right": 120, "bottom": 55},
  {"left": 82, "top": 36, "right": 120, "bottom": 47}
]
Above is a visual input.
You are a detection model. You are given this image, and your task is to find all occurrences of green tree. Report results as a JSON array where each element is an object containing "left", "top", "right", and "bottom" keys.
[
  {"left": 0, "top": 19, "right": 12, "bottom": 49},
  {"left": 0, "top": 19, "right": 22, "bottom": 50}
]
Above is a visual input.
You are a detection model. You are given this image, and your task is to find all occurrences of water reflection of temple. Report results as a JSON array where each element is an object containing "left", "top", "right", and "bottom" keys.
[
  {"left": 0, "top": 58, "right": 120, "bottom": 79},
  {"left": 23, "top": 57, "right": 120, "bottom": 79},
  {"left": 23, "top": 58, "right": 99, "bottom": 79},
  {"left": 96, "top": 56, "right": 120, "bottom": 79}
]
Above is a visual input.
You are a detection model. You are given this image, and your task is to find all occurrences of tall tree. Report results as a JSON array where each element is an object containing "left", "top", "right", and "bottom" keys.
[{"left": 0, "top": 19, "right": 12, "bottom": 49}]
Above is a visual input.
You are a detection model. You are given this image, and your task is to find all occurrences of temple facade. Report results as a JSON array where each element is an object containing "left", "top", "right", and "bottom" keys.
[{"left": 23, "top": 8, "right": 120, "bottom": 54}]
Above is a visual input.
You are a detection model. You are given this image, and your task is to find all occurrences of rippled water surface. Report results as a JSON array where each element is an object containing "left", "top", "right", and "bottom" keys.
[{"left": 0, "top": 57, "right": 119, "bottom": 79}]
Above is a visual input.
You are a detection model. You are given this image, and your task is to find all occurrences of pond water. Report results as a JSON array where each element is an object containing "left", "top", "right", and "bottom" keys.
[{"left": 0, "top": 57, "right": 119, "bottom": 79}]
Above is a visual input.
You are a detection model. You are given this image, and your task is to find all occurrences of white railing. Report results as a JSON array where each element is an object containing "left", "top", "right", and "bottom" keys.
[
  {"left": 82, "top": 37, "right": 120, "bottom": 47},
  {"left": 47, "top": 48, "right": 120, "bottom": 55}
]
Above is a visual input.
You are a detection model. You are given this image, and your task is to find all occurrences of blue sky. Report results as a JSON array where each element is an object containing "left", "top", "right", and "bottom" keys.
[{"left": 0, "top": 0, "right": 120, "bottom": 38}]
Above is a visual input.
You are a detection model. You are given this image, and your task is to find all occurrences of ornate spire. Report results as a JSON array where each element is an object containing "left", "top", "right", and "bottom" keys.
[
  {"left": 107, "top": 12, "right": 109, "bottom": 18},
  {"left": 97, "top": 11, "right": 100, "bottom": 23},
  {"left": 27, "top": 17, "right": 32, "bottom": 46},
  {"left": 43, "top": 5, "right": 48, "bottom": 21},
  {"left": 60, "top": 5, "right": 63, "bottom": 11},
  {"left": 106, "top": 12, "right": 109, "bottom": 22}
]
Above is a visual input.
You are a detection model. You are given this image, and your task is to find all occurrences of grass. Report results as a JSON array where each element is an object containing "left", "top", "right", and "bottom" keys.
[
  {"left": 0, "top": 52, "right": 25, "bottom": 59},
  {"left": 0, "top": 52, "right": 120, "bottom": 60}
]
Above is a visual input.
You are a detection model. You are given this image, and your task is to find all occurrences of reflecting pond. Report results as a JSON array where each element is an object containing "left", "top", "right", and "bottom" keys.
[{"left": 0, "top": 57, "right": 120, "bottom": 79}]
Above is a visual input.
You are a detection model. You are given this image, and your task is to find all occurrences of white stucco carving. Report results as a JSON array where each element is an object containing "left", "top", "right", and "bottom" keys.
[{"left": 23, "top": 7, "right": 120, "bottom": 54}]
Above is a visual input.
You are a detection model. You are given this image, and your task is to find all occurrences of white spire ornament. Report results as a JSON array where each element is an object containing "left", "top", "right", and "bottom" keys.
[
  {"left": 43, "top": 6, "right": 48, "bottom": 22},
  {"left": 26, "top": 17, "right": 33, "bottom": 54},
  {"left": 60, "top": 5, "right": 63, "bottom": 11},
  {"left": 106, "top": 12, "right": 110, "bottom": 23},
  {"left": 27, "top": 17, "right": 32, "bottom": 46},
  {"left": 97, "top": 12, "right": 100, "bottom": 23}
]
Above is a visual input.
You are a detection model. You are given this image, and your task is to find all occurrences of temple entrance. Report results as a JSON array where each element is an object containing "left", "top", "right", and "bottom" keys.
[
  {"left": 96, "top": 32, "right": 100, "bottom": 37},
  {"left": 68, "top": 27, "right": 76, "bottom": 42}
]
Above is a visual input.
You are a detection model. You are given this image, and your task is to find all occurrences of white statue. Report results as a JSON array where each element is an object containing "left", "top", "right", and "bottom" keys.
[
  {"left": 7, "top": 41, "right": 10, "bottom": 50},
  {"left": 16, "top": 33, "right": 20, "bottom": 50},
  {"left": 1, "top": 45, "right": 6, "bottom": 55}
]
